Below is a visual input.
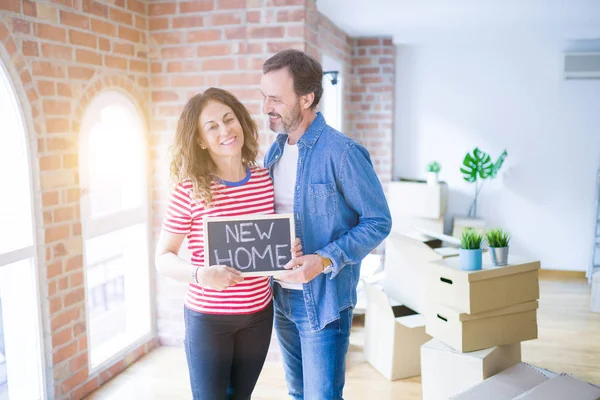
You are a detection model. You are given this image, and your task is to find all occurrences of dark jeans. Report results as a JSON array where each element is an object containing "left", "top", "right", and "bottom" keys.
[{"left": 184, "top": 302, "right": 274, "bottom": 400}]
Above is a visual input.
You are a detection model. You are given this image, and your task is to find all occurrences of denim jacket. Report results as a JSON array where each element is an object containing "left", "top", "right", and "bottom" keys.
[{"left": 264, "top": 113, "right": 392, "bottom": 331}]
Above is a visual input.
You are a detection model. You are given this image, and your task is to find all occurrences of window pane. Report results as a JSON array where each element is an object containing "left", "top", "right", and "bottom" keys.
[
  {"left": 0, "top": 258, "right": 43, "bottom": 400},
  {"left": 85, "top": 223, "right": 150, "bottom": 368},
  {"left": 88, "top": 104, "right": 144, "bottom": 218},
  {"left": 0, "top": 65, "right": 33, "bottom": 254}
]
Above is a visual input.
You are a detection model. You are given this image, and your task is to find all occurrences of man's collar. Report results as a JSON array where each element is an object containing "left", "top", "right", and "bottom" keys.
[{"left": 296, "top": 112, "right": 326, "bottom": 149}]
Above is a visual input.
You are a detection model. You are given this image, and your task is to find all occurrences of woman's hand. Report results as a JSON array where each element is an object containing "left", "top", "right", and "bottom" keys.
[
  {"left": 291, "top": 238, "right": 303, "bottom": 258},
  {"left": 197, "top": 265, "right": 244, "bottom": 291}
]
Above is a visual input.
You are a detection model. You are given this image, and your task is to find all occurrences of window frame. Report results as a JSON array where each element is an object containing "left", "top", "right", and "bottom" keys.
[
  {"left": 0, "top": 55, "right": 48, "bottom": 400},
  {"left": 78, "top": 89, "right": 154, "bottom": 374}
]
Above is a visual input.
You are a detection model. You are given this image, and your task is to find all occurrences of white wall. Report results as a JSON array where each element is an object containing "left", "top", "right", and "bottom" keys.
[{"left": 394, "top": 37, "right": 600, "bottom": 271}]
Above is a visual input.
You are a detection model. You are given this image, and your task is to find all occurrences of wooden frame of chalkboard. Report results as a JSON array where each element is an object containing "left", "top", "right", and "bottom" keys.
[{"left": 203, "top": 213, "right": 295, "bottom": 277}]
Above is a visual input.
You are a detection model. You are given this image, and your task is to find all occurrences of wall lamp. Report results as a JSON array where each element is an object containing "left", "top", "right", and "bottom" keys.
[{"left": 323, "top": 70, "right": 339, "bottom": 85}]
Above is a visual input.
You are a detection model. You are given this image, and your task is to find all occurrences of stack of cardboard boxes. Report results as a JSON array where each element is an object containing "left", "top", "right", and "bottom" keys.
[
  {"left": 361, "top": 179, "right": 452, "bottom": 380},
  {"left": 365, "top": 179, "right": 599, "bottom": 398},
  {"left": 363, "top": 225, "right": 464, "bottom": 381},
  {"left": 421, "top": 256, "right": 541, "bottom": 399}
]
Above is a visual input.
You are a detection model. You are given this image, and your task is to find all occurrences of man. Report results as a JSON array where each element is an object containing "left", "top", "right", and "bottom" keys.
[{"left": 261, "top": 49, "right": 392, "bottom": 400}]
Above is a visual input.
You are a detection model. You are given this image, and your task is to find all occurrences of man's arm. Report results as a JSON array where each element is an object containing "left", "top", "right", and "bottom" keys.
[
  {"left": 279, "top": 142, "right": 392, "bottom": 283},
  {"left": 317, "top": 142, "right": 392, "bottom": 279}
]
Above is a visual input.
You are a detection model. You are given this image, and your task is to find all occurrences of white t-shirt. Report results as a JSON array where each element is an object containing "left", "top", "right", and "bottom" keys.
[{"left": 273, "top": 140, "right": 303, "bottom": 290}]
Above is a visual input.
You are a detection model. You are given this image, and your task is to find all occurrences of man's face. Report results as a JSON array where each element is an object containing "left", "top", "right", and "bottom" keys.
[{"left": 260, "top": 67, "right": 303, "bottom": 134}]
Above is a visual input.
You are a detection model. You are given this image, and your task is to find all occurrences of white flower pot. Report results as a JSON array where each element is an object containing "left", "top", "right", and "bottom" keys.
[{"left": 426, "top": 172, "right": 438, "bottom": 185}]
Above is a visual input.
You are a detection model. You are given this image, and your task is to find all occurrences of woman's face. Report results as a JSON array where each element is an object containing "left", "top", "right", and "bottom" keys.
[{"left": 198, "top": 101, "right": 245, "bottom": 161}]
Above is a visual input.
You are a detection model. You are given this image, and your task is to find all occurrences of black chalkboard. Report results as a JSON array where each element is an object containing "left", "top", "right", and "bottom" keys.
[{"left": 203, "top": 214, "right": 295, "bottom": 276}]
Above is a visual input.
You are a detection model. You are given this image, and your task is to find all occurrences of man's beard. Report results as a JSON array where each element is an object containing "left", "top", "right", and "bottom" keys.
[{"left": 269, "top": 102, "right": 303, "bottom": 134}]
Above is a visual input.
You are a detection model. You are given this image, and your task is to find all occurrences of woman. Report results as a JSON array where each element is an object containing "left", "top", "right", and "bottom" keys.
[{"left": 155, "top": 88, "right": 300, "bottom": 399}]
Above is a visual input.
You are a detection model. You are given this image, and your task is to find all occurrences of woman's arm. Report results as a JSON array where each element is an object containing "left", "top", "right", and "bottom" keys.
[
  {"left": 155, "top": 230, "right": 244, "bottom": 290},
  {"left": 155, "top": 229, "right": 194, "bottom": 284}
]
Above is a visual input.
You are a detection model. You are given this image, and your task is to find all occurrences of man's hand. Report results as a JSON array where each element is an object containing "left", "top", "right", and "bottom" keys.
[
  {"left": 277, "top": 254, "right": 325, "bottom": 284},
  {"left": 291, "top": 237, "right": 303, "bottom": 258}
]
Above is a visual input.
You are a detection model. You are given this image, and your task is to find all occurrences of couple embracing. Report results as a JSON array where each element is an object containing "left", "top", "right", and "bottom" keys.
[{"left": 155, "top": 49, "right": 391, "bottom": 400}]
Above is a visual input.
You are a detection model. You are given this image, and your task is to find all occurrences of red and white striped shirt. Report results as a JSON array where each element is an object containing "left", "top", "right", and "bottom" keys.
[{"left": 162, "top": 166, "right": 275, "bottom": 315}]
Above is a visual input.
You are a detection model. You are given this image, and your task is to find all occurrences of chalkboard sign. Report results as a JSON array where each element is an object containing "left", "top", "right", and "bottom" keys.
[{"left": 203, "top": 214, "right": 295, "bottom": 276}]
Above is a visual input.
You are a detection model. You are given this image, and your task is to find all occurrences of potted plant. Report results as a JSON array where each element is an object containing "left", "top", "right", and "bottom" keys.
[
  {"left": 460, "top": 147, "right": 507, "bottom": 218},
  {"left": 485, "top": 228, "right": 511, "bottom": 266},
  {"left": 426, "top": 161, "right": 441, "bottom": 185},
  {"left": 460, "top": 228, "right": 483, "bottom": 271}
]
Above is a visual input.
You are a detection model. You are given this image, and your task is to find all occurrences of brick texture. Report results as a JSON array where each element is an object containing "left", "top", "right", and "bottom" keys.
[
  {"left": 0, "top": 0, "right": 395, "bottom": 397},
  {"left": 349, "top": 38, "right": 395, "bottom": 186},
  {"left": 0, "top": 1, "right": 155, "bottom": 399}
]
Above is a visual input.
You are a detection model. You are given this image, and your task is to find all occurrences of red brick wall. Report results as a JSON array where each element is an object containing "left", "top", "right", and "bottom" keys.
[
  {"left": 1, "top": 0, "right": 396, "bottom": 397},
  {"left": 349, "top": 37, "right": 395, "bottom": 186},
  {"left": 0, "top": 1, "right": 156, "bottom": 399}
]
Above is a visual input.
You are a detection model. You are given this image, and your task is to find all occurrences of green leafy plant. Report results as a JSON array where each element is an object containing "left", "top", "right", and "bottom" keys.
[
  {"left": 485, "top": 228, "right": 511, "bottom": 248},
  {"left": 460, "top": 228, "right": 483, "bottom": 250},
  {"left": 460, "top": 147, "right": 508, "bottom": 218},
  {"left": 427, "top": 161, "right": 441, "bottom": 173}
]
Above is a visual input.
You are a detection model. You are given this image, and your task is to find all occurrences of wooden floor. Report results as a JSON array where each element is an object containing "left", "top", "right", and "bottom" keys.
[{"left": 86, "top": 274, "right": 600, "bottom": 399}]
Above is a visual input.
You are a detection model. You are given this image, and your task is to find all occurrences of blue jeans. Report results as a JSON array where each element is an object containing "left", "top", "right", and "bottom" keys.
[
  {"left": 273, "top": 283, "right": 353, "bottom": 400},
  {"left": 183, "top": 302, "right": 273, "bottom": 400}
]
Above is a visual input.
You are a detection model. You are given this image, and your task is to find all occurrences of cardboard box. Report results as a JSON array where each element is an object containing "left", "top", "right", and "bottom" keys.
[
  {"left": 428, "top": 256, "right": 540, "bottom": 314},
  {"left": 421, "top": 338, "right": 521, "bottom": 400},
  {"left": 513, "top": 373, "right": 600, "bottom": 399},
  {"left": 384, "top": 231, "right": 459, "bottom": 315},
  {"left": 451, "top": 362, "right": 556, "bottom": 400},
  {"left": 363, "top": 281, "right": 431, "bottom": 380},
  {"left": 426, "top": 301, "right": 538, "bottom": 353},
  {"left": 388, "top": 180, "right": 448, "bottom": 220}
]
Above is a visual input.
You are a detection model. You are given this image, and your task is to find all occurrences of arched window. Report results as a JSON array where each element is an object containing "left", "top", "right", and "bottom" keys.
[
  {"left": 79, "top": 90, "right": 151, "bottom": 370},
  {"left": 0, "top": 61, "right": 45, "bottom": 398}
]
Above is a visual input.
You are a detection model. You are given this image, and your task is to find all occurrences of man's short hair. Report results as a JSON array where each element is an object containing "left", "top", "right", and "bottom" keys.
[{"left": 263, "top": 49, "right": 324, "bottom": 110}]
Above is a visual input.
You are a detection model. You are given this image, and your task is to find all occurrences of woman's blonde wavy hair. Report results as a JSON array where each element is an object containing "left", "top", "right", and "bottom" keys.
[{"left": 169, "top": 88, "right": 260, "bottom": 205}]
